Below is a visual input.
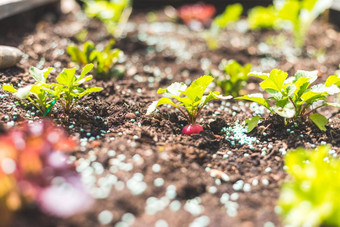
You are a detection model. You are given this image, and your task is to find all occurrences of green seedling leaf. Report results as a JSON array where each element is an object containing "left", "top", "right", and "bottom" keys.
[
  {"left": 80, "top": 63, "right": 94, "bottom": 79},
  {"left": 146, "top": 97, "right": 178, "bottom": 115},
  {"left": 2, "top": 84, "right": 17, "bottom": 93},
  {"left": 182, "top": 75, "right": 214, "bottom": 101},
  {"left": 248, "top": 72, "right": 269, "bottom": 80},
  {"left": 30, "top": 67, "right": 53, "bottom": 83},
  {"left": 78, "top": 87, "right": 103, "bottom": 99},
  {"left": 213, "top": 3, "right": 243, "bottom": 28},
  {"left": 158, "top": 82, "right": 187, "bottom": 97},
  {"left": 15, "top": 85, "right": 32, "bottom": 99},
  {"left": 67, "top": 45, "right": 87, "bottom": 65},
  {"left": 236, "top": 93, "right": 271, "bottom": 110},
  {"left": 325, "top": 74, "right": 340, "bottom": 87},
  {"left": 260, "top": 69, "right": 288, "bottom": 92},
  {"left": 57, "top": 68, "right": 77, "bottom": 87},
  {"left": 245, "top": 116, "right": 262, "bottom": 132},
  {"left": 310, "top": 113, "right": 327, "bottom": 131},
  {"left": 299, "top": 90, "right": 326, "bottom": 105},
  {"left": 248, "top": 5, "right": 276, "bottom": 30},
  {"left": 294, "top": 70, "right": 318, "bottom": 84}
]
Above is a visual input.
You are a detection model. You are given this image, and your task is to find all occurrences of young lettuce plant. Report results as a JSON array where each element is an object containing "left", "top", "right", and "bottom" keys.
[
  {"left": 237, "top": 69, "right": 340, "bottom": 132},
  {"left": 275, "top": 0, "right": 333, "bottom": 48},
  {"left": 146, "top": 75, "right": 231, "bottom": 135},
  {"left": 278, "top": 145, "right": 340, "bottom": 227},
  {"left": 2, "top": 67, "right": 56, "bottom": 116},
  {"left": 247, "top": 5, "right": 277, "bottom": 30},
  {"left": 84, "top": 0, "right": 132, "bottom": 38},
  {"left": 215, "top": 59, "right": 251, "bottom": 97},
  {"left": 48, "top": 64, "right": 103, "bottom": 113},
  {"left": 211, "top": 3, "right": 243, "bottom": 30},
  {"left": 247, "top": 0, "right": 332, "bottom": 48},
  {"left": 67, "top": 40, "right": 123, "bottom": 79}
]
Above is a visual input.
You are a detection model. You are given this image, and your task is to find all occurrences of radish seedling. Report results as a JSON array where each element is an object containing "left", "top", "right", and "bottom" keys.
[
  {"left": 237, "top": 69, "right": 340, "bottom": 132},
  {"left": 147, "top": 75, "right": 230, "bottom": 135}
]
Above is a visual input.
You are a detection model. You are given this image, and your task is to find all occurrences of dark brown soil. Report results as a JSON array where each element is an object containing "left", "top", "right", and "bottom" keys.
[{"left": 1, "top": 5, "right": 340, "bottom": 227}]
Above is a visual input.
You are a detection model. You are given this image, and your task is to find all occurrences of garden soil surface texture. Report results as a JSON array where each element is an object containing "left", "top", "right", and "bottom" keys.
[{"left": 1, "top": 5, "right": 340, "bottom": 227}]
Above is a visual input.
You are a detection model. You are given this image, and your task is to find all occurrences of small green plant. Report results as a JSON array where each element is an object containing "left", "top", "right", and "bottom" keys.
[
  {"left": 212, "top": 3, "right": 243, "bottom": 30},
  {"left": 247, "top": 5, "right": 277, "bottom": 30},
  {"left": 204, "top": 3, "right": 243, "bottom": 50},
  {"left": 146, "top": 75, "right": 230, "bottom": 135},
  {"left": 214, "top": 59, "right": 251, "bottom": 97},
  {"left": 247, "top": 0, "right": 332, "bottom": 48},
  {"left": 278, "top": 145, "right": 340, "bottom": 226},
  {"left": 2, "top": 64, "right": 102, "bottom": 115},
  {"left": 67, "top": 40, "right": 123, "bottom": 79},
  {"left": 3, "top": 67, "right": 56, "bottom": 115},
  {"left": 237, "top": 69, "right": 340, "bottom": 132},
  {"left": 48, "top": 64, "right": 103, "bottom": 113},
  {"left": 84, "top": 0, "right": 132, "bottom": 38},
  {"left": 276, "top": 0, "right": 332, "bottom": 48}
]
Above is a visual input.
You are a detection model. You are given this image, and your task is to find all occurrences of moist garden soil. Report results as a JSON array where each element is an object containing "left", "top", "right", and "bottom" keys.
[{"left": 1, "top": 6, "right": 340, "bottom": 227}]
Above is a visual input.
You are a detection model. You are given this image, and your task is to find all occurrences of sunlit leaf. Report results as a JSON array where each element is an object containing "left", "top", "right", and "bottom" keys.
[
  {"left": 2, "top": 85, "right": 17, "bottom": 93},
  {"left": 245, "top": 116, "right": 262, "bottom": 132},
  {"left": 260, "top": 69, "right": 288, "bottom": 91},
  {"left": 236, "top": 93, "right": 271, "bottom": 110},
  {"left": 310, "top": 113, "right": 327, "bottom": 131}
]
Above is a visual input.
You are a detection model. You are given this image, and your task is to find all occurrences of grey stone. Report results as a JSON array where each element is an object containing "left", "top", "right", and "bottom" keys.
[{"left": 0, "top": 46, "right": 23, "bottom": 69}]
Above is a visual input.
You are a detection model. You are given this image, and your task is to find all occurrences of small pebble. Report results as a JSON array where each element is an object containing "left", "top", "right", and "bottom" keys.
[
  {"left": 98, "top": 210, "right": 113, "bottom": 225},
  {"left": 125, "top": 113, "right": 136, "bottom": 119},
  {"left": 208, "top": 186, "right": 217, "bottom": 194},
  {"left": 152, "top": 164, "right": 161, "bottom": 173},
  {"left": 169, "top": 200, "right": 181, "bottom": 211},
  {"left": 155, "top": 220, "right": 168, "bottom": 227},
  {"left": 154, "top": 178, "right": 164, "bottom": 187},
  {"left": 0, "top": 45, "right": 23, "bottom": 68}
]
